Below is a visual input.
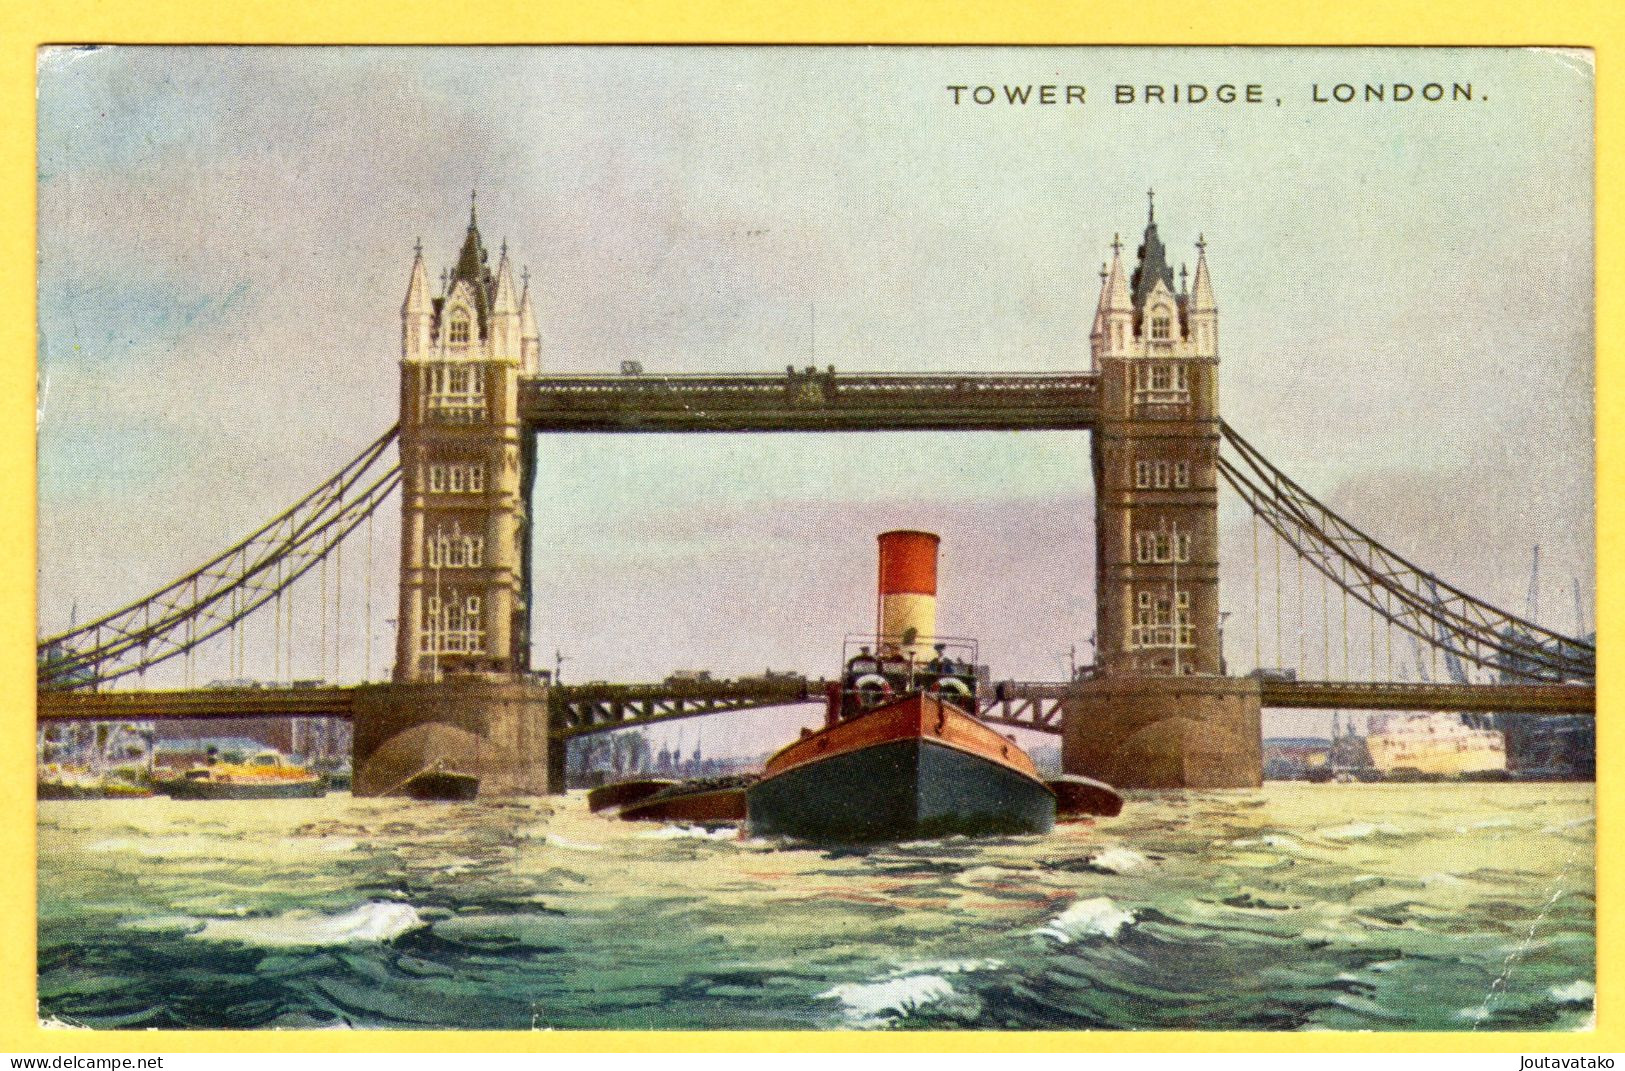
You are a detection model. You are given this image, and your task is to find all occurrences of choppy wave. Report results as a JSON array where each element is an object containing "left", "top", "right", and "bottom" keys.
[
  {"left": 819, "top": 974, "right": 958, "bottom": 1027},
  {"left": 1084, "top": 846, "right": 1152, "bottom": 874},
  {"left": 636, "top": 824, "right": 739, "bottom": 841},
  {"left": 1037, "top": 896, "right": 1136, "bottom": 942},
  {"left": 189, "top": 901, "right": 425, "bottom": 947},
  {"left": 36, "top": 783, "right": 1594, "bottom": 1031}
]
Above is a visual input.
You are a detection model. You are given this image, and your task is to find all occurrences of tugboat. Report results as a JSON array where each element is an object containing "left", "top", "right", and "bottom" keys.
[
  {"left": 156, "top": 750, "right": 325, "bottom": 800},
  {"left": 403, "top": 763, "right": 481, "bottom": 801},
  {"left": 747, "top": 531, "right": 1056, "bottom": 842}
]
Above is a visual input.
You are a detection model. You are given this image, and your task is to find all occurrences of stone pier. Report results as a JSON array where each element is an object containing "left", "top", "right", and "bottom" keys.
[
  {"left": 350, "top": 678, "right": 554, "bottom": 796},
  {"left": 1062, "top": 675, "right": 1262, "bottom": 789}
]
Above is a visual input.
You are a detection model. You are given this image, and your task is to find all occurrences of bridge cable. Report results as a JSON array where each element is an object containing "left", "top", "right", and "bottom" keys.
[
  {"left": 335, "top": 537, "right": 344, "bottom": 683},
  {"left": 320, "top": 554, "right": 329, "bottom": 684},
  {"left": 42, "top": 465, "right": 401, "bottom": 688},
  {"left": 1221, "top": 452, "right": 1565, "bottom": 682},
  {"left": 40, "top": 427, "right": 401, "bottom": 687},
  {"left": 365, "top": 510, "right": 374, "bottom": 683},
  {"left": 1216, "top": 434, "right": 1588, "bottom": 682},
  {"left": 1252, "top": 510, "right": 1262, "bottom": 671},
  {"left": 1219, "top": 421, "right": 1590, "bottom": 681}
]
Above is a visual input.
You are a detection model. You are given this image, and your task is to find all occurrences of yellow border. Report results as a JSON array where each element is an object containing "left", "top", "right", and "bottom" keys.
[{"left": 2, "top": 0, "right": 1619, "bottom": 1054}]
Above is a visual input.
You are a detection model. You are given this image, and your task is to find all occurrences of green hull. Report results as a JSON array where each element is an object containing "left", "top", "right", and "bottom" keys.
[
  {"left": 747, "top": 737, "right": 1055, "bottom": 842},
  {"left": 157, "top": 778, "right": 325, "bottom": 800}
]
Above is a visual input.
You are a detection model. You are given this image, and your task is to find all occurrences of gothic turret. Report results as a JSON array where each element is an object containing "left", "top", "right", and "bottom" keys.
[
  {"left": 490, "top": 243, "right": 522, "bottom": 361},
  {"left": 1090, "top": 235, "right": 1134, "bottom": 367},
  {"left": 1188, "top": 234, "right": 1217, "bottom": 357},
  {"left": 402, "top": 240, "right": 432, "bottom": 359},
  {"left": 1088, "top": 197, "right": 1222, "bottom": 679},
  {"left": 394, "top": 199, "right": 531, "bottom": 683},
  {"left": 519, "top": 271, "right": 541, "bottom": 375}
]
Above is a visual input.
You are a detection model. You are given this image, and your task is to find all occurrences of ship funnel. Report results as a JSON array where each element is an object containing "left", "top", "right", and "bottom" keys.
[{"left": 876, "top": 530, "right": 940, "bottom": 661}]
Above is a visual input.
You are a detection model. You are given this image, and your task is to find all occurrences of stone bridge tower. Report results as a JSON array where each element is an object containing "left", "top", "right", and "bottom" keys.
[
  {"left": 394, "top": 201, "right": 541, "bottom": 682},
  {"left": 1067, "top": 196, "right": 1259, "bottom": 790},
  {"left": 1090, "top": 196, "right": 1222, "bottom": 677}
]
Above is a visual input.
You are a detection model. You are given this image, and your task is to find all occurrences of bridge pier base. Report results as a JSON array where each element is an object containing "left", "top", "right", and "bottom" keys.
[
  {"left": 1061, "top": 675, "right": 1262, "bottom": 790},
  {"left": 350, "top": 679, "right": 552, "bottom": 797}
]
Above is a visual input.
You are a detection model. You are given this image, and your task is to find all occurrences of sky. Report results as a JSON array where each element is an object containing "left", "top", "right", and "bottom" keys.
[{"left": 36, "top": 46, "right": 1595, "bottom": 748}]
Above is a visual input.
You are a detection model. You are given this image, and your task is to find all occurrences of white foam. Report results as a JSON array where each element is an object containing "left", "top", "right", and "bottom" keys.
[
  {"left": 120, "top": 915, "right": 203, "bottom": 934},
  {"left": 1087, "top": 846, "right": 1151, "bottom": 874},
  {"left": 1037, "top": 896, "right": 1136, "bottom": 943},
  {"left": 635, "top": 824, "right": 737, "bottom": 840},
  {"left": 1421, "top": 872, "right": 1470, "bottom": 888},
  {"left": 819, "top": 974, "right": 955, "bottom": 1027},
  {"left": 543, "top": 834, "right": 602, "bottom": 853},
  {"left": 891, "top": 959, "right": 1003, "bottom": 977},
  {"left": 1550, "top": 980, "right": 1596, "bottom": 1006},
  {"left": 1456, "top": 818, "right": 1514, "bottom": 833},
  {"left": 1318, "top": 822, "right": 1402, "bottom": 841},
  {"left": 190, "top": 901, "right": 425, "bottom": 947},
  {"left": 90, "top": 834, "right": 240, "bottom": 858},
  {"left": 954, "top": 865, "right": 1013, "bottom": 885},
  {"left": 1231, "top": 834, "right": 1300, "bottom": 850}
]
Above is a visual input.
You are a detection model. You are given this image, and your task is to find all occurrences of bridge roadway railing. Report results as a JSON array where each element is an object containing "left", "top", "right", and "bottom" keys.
[
  {"left": 36, "top": 685, "right": 357, "bottom": 721},
  {"left": 518, "top": 370, "right": 1102, "bottom": 433},
  {"left": 1256, "top": 679, "right": 1595, "bottom": 714},
  {"left": 35, "top": 677, "right": 1593, "bottom": 731},
  {"left": 550, "top": 677, "right": 829, "bottom": 737}
]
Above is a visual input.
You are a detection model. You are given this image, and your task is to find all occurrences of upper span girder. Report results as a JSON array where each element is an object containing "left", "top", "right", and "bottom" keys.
[
  {"left": 1259, "top": 679, "right": 1595, "bottom": 715},
  {"left": 518, "top": 370, "right": 1101, "bottom": 433}
]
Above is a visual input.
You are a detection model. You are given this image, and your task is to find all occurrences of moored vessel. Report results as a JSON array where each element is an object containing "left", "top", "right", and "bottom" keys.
[
  {"left": 746, "top": 530, "right": 1057, "bottom": 842},
  {"left": 586, "top": 778, "right": 678, "bottom": 814},
  {"left": 156, "top": 750, "right": 325, "bottom": 800},
  {"left": 404, "top": 768, "right": 481, "bottom": 801},
  {"left": 617, "top": 775, "right": 753, "bottom": 823}
]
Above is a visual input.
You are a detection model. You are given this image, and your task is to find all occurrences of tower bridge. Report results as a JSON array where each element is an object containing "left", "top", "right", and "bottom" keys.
[{"left": 37, "top": 197, "right": 1596, "bottom": 794}]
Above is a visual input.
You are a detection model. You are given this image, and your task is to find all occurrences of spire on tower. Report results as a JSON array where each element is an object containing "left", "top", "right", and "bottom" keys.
[
  {"left": 1093, "top": 232, "right": 1134, "bottom": 343},
  {"left": 1130, "top": 193, "right": 1175, "bottom": 309},
  {"left": 519, "top": 266, "right": 541, "bottom": 373},
  {"left": 402, "top": 239, "right": 431, "bottom": 315},
  {"left": 450, "top": 194, "right": 494, "bottom": 332},
  {"left": 492, "top": 242, "right": 519, "bottom": 315},
  {"left": 1191, "top": 234, "right": 1216, "bottom": 312}
]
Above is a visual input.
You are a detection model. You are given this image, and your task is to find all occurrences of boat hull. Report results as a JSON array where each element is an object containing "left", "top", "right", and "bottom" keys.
[
  {"left": 749, "top": 733, "right": 1055, "bottom": 842},
  {"left": 619, "top": 786, "right": 747, "bottom": 824},
  {"left": 587, "top": 779, "right": 678, "bottom": 814},
  {"left": 404, "top": 771, "right": 480, "bottom": 801},
  {"left": 157, "top": 777, "right": 325, "bottom": 800}
]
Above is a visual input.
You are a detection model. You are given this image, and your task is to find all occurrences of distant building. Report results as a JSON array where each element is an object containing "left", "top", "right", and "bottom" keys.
[
  {"left": 1494, "top": 627, "right": 1595, "bottom": 780},
  {"left": 1262, "top": 737, "right": 1330, "bottom": 780}
]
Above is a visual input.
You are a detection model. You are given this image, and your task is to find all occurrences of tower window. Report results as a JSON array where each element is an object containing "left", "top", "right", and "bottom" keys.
[
  {"left": 1134, "top": 362, "right": 1191, "bottom": 406},
  {"left": 1154, "top": 461, "right": 1171, "bottom": 489},
  {"left": 420, "top": 588, "right": 486, "bottom": 655},
  {"left": 1173, "top": 461, "right": 1190, "bottom": 488},
  {"left": 448, "top": 313, "right": 471, "bottom": 345},
  {"left": 1135, "top": 461, "right": 1152, "bottom": 489},
  {"left": 427, "top": 522, "right": 486, "bottom": 569},
  {"left": 1150, "top": 315, "right": 1171, "bottom": 341}
]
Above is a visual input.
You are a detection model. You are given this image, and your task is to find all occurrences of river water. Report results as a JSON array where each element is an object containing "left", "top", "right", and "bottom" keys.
[{"left": 37, "top": 782, "right": 1594, "bottom": 1032}]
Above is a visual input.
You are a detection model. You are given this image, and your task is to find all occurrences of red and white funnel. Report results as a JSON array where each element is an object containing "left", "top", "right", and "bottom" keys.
[{"left": 876, "top": 530, "right": 940, "bottom": 660}]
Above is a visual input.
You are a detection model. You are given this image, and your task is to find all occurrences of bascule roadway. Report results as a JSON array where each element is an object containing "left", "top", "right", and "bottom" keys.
[{"left": 37, "top": 678, "right": 1597, "bottom": 738}]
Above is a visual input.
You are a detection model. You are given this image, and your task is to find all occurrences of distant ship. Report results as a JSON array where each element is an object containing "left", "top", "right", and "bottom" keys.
[
  {"left": 746, "top": 531, "right": 1056, "bottom": 842},
  {"left": 38, "top": 765, "right": 153, "bottom": 800},
  {"left": 156, "top": 750, "right": 325, "bottom": 800},
  {"left": 1362, "top": 713, "right": 1508, "bottom": 780}
]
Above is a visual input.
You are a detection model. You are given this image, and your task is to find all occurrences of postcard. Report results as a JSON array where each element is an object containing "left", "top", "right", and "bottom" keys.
[{"left": 32, "top": 45, "right": 1595, "bottom": 1035}]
